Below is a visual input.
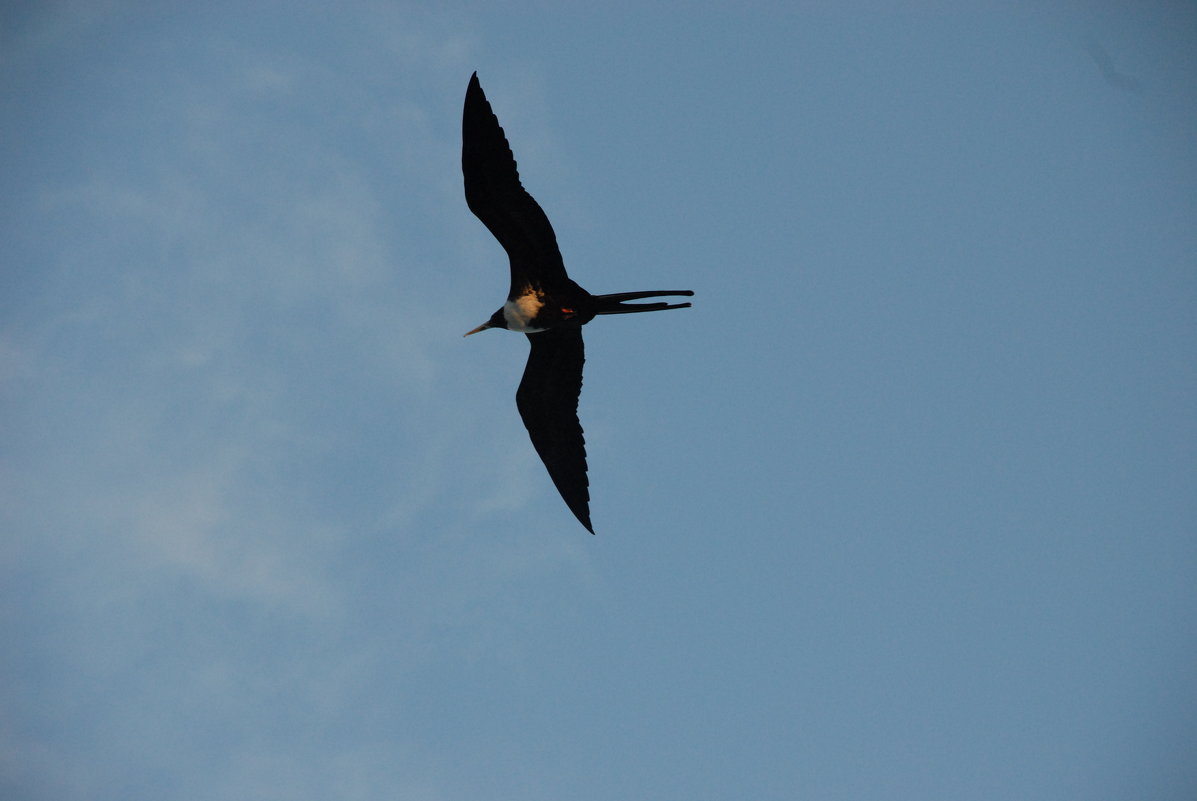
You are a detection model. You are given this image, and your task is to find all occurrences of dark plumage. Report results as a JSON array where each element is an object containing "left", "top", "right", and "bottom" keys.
[{"left": 462, "top": 73, "right": 692, "bottom": 533}]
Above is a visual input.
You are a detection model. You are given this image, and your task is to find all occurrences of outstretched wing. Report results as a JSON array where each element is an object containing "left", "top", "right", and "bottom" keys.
[
  {"left": 515, "top": 328, "right": 592, "bottom": 533},
  {"left": 462, "top": 72, "right": 570, "bottom": 298}
]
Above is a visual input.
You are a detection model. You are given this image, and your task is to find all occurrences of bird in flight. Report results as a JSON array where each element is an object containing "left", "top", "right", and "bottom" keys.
[{"left": 462, "top": 72, "right": 693, "bottom": 533}]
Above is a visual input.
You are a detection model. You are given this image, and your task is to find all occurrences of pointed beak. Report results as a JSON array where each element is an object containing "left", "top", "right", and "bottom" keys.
[{"left": 463, "top": 321, "right": 492, "bottom": 337}]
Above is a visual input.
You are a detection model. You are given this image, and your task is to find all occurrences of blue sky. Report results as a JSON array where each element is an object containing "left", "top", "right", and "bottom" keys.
[{"left": 3, "top": 2, "right": 1195, "bottom": 799}]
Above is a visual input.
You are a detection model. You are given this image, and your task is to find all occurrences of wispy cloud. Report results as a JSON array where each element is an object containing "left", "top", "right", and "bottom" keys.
[{"left": 3, "top": 6, "right": 590, "bottom": 799}]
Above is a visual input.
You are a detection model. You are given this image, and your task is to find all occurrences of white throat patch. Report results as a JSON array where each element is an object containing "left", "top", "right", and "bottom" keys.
[{"left": 503, "top": 292, "right": 547, "bottom": 333}]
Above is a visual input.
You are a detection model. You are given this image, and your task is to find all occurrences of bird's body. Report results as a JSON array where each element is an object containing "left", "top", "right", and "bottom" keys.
[
  {"left": 500, "top": 293, "right": 549, "bottom": 333},
  {"left": 462, "top": 72, "right": 692, "bottom": 533}
]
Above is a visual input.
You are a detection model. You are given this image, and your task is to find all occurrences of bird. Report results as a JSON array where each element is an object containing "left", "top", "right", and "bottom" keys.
[
  {"left": 1084, "top": 41, "right": 1143, "bottom": 94},
  {"left": 461, "top": 72, "right": 693, "bottom": 533}
]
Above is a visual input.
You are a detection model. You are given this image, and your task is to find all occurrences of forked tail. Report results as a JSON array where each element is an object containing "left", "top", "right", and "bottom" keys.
[{"left": 592, "top": 289, "right": 694, "bottom": 315}]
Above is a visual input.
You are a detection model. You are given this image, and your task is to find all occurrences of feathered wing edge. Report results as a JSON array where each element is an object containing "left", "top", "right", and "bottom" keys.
[
  {"left": 462, "top": 73, "right": 570, "bottom": 298},
  {"left": 515, "top": 329, "right": 593, "bottom": 533}
]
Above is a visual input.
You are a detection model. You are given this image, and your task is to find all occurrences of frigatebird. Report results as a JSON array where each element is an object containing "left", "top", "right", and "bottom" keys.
[{"left": 462, "top": 73, "right": 693, "bottom": 533}]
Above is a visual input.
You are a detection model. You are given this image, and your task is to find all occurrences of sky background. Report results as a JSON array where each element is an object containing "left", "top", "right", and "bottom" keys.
[{"left": 3, "top": 2, "right": 1195, "bottom": 799}]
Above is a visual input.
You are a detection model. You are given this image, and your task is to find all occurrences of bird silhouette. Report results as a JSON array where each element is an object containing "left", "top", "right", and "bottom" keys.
[
  {"left": 1084, "top": 41, "right": 1143, "bottom": 94},
  {"left": 462, "top": 73, "right": 693, "bottom": 533}
]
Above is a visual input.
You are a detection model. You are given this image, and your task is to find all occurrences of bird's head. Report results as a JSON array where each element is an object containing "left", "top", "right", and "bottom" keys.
[{"left": 463, "top": 308, "right": 508, "bottom": 337}]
